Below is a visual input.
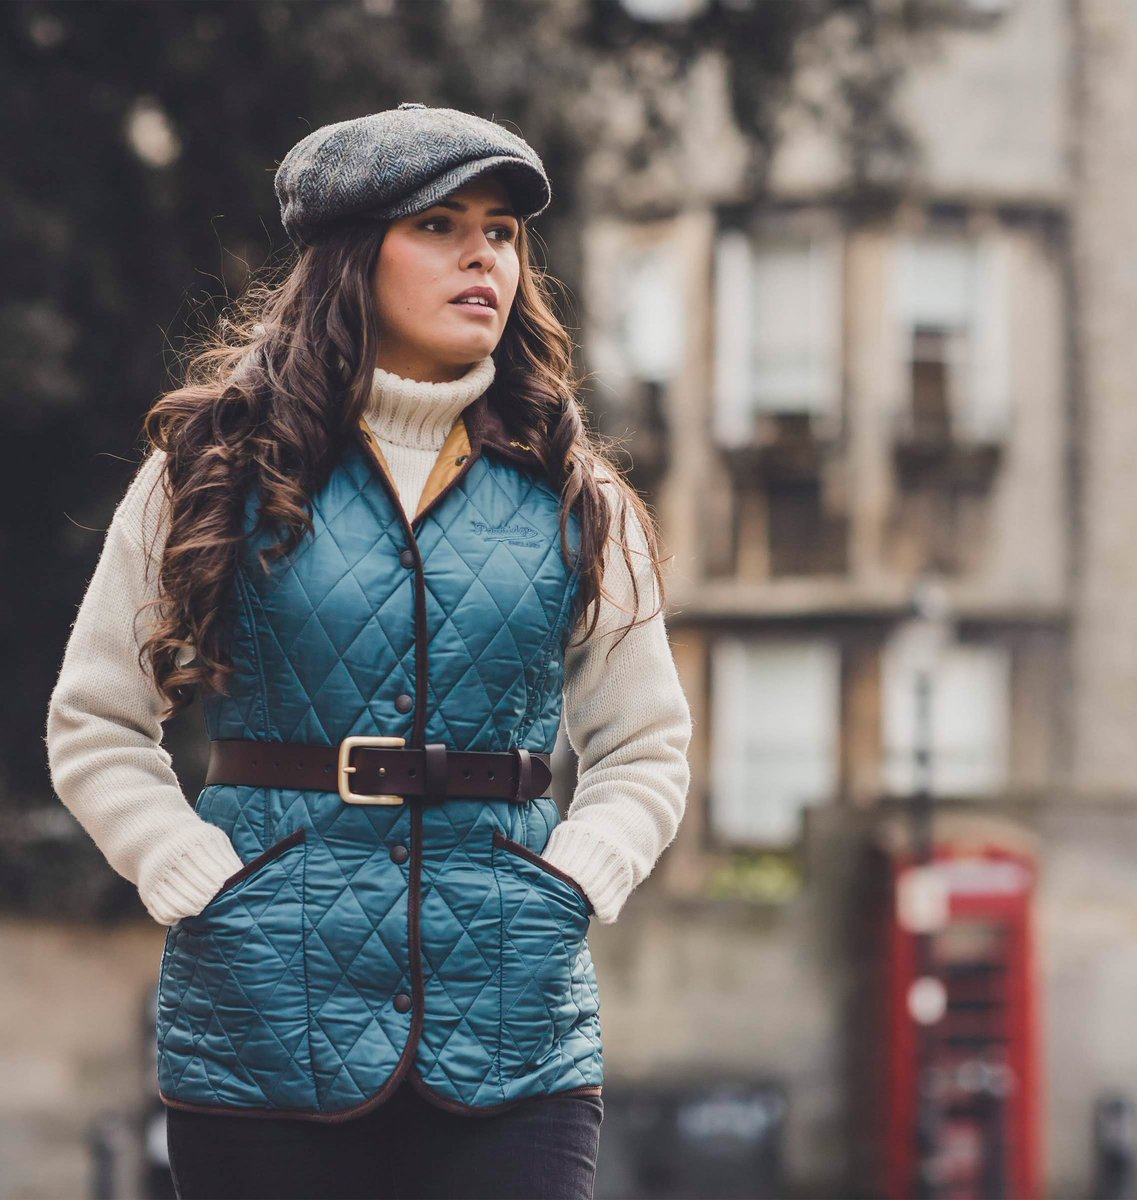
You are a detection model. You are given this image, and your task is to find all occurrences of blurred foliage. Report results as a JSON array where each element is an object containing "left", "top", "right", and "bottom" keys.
[
  {"left": 2, "top": 0, "right": 947, "bottom": 919},
  {"left": 705, "top": 850, "right": 804, "bottom": 906}
]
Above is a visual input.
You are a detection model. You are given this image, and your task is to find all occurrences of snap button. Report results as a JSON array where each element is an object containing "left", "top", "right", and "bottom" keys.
[
  {"left": 399, "top": 549, "right": 415, "bottom": 568},
  {"left": 395, "top": 693, "right": 414, "bottom": 713},
  {"left": 390, "top": 844, "right": 409, "bottom": 864},
  {"left": 394, "top": 993, "right": 413, "bottom": 1012}
]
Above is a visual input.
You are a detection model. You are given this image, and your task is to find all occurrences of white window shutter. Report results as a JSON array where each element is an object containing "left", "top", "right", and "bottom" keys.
[
  {"left": 711, "top": 637, "right": 841, "bottom": 847},
  {"left": 713, "top": 228, "right": 754, "bottom": 446},
  {"left": 966, "top": 234, "right": 1012, "bottom": 442},
  {"left": 897, "top": 234, "right": 975, "bottom": 328},
  {"left": 751, "top": 236, "right": 842, "bottom": 416},
  {"left": 621, "top": 237, "right": 685, "bottom": 386}
]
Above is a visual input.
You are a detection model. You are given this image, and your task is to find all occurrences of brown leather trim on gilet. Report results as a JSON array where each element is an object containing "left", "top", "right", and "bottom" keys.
[{"left": 357, "top": 416, "right": 472, "bottom": 522}]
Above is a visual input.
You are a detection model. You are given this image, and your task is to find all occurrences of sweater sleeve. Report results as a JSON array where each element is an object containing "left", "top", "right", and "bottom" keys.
[
  {"left": 540, "top": 479, "right": 693, "bottom": 924},
  {"left": 44, "top": 449, "right": 245, "bottom": 926}
]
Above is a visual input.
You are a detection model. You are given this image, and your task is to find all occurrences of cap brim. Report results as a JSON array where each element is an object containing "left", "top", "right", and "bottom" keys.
[{"left": 377, "top": 155, "right": 551, "bottom": 222}]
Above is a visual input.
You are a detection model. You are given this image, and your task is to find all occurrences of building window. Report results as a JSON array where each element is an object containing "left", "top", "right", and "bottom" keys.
[
  {"left": 618, "top": 0, "right": 707, "bottom": 19},
  {"left": 618, "top": 238, "right": 685, "bottom": 387},
  {"left": 584, "top": 220, "right": 686, "bottom": 397},
  {"left": 957, "top": 0, "right": 1013, "bottom": 21},
  {"left": 881, "top": 627, "right": 1010, "bottom": 797},
  {"left": 892, "top": 233, "right": 1010, "bottom": 443},
  {"left": 710, "top": 636, "right": 841, "bottom": 847},
  {"left": 713, "top": 227, "right": 843, "bottom": 445}
]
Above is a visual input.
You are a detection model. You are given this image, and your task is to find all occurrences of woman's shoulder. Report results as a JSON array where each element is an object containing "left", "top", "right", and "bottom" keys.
[
  {"left": 112, "top": 447, "right": 172, "bottom": 552},
  {"left": 590, "top": 461, "right": 648, "bottom": 548}
]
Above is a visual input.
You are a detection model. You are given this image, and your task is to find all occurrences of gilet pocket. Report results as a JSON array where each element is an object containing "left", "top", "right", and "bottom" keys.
[
  {"left": 493, "top": 829, "right": 593, "bottom": 1081},
  {"left": 156, "top": 827, "right": 317, "bottom": 1111},
  {"left": 191, "top": 827, "right": 307, "bottom": 916},
  {"left": 492, "top": 830, "right": 593, "bottom": 915}
]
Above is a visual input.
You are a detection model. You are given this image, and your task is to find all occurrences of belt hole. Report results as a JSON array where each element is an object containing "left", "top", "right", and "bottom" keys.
[
  {"left": 251, "top": 758, "right": 257, "bottom": 766},
  {"left": 409, "top": 768, "right": 416, "bottom": 776},
  {"left": 298, "top": 761, "right": 304, "bottom": 768},
  {"left": 323, "top": 764, "right": 332, "bottom": 774},
  {"left": 463, "top": 769, "right": 471, "bottom": 779},
  {"left": 488, "top": 770, "right": 495, "bottom": 779},
  {"left": 273, "top": 760, "right": 280, "bottom": 768}
]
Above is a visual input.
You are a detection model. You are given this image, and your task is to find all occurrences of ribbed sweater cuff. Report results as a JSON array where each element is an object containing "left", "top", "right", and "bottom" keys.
[
  {"left": 540, "top": 822, "right": 635, "bottom": 926},
  {"left": 144, "top": 825, "right": 246, "bottom": 927}
]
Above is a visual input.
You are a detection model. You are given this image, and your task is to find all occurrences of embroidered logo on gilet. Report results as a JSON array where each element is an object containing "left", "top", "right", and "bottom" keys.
[{"left": 471, "top": 519, "right": 543, "bottom": 548}]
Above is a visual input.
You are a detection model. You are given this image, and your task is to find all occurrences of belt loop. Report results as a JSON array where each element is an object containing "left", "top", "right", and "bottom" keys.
[
  {"left": 423, "top": 743, "right": 449, "bottom": 804},
  {"left": 510, "top": 747, "right": 532, "bottom": 803}
]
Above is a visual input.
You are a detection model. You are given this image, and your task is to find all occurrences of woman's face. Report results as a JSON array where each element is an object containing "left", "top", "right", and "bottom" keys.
[{"left": 371, "top": 173, "right": 521, "bottom": 382}]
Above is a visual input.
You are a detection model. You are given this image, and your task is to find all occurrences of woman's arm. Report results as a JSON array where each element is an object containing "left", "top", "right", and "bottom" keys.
[
  {"left": 541, "top": 481, "right": 694, "bottom": 924},
  {"left": 44, "top": 450, "right": 244, "bottom": 926}
]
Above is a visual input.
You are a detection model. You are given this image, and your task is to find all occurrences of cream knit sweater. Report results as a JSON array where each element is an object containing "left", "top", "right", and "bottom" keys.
[{"left": 44, "top": 354, "right": 692, "bottom": 927}]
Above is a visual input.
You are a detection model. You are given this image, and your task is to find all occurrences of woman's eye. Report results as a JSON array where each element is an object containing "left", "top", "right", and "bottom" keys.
[{"left": 421, "top": 218, "right": 516, "bottom": 242}]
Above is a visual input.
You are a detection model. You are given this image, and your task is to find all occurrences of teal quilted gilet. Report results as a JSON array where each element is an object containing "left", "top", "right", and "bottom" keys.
[{"left": 155, "top": 392, "right": 604, "bottom": 1120}]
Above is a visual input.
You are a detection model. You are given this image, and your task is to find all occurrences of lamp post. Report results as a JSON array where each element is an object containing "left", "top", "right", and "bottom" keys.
[
  {"left": 908, "top": 576, "right": 951, "bottom": 866},
  {"left": 902, "top": 574, "right": 953, "bottom": 1199}
]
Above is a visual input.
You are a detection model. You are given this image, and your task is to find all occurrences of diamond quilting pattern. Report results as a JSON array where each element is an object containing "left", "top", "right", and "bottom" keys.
[
  {"left": 415, "top": 460, "right": 580, "bottom": 750},
  {"left": 492, "top": 822, "right": 603, "bottom": 1099},
  {"left": 208, "top": 446, "right": 419, "bottom": 746},
  {"left": 301, "top": 796, "right": 414, "bottom": 1111},
  {"left": 156, "top": 832, "right": 314, "bottom": 1110},
  {"left": 415, "top": 803, "right": 508, "bottom": 1106},
  {"left": 413, "top": 799, "right": 603, "bottom": 1106},
  {"left": 158, "top": 440, "right": 602, "bottom": 1116}
]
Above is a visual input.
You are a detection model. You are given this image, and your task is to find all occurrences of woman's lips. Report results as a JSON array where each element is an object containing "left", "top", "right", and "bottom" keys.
[{"left": 449, "top": 300, "right": 496, "bottom": 319}]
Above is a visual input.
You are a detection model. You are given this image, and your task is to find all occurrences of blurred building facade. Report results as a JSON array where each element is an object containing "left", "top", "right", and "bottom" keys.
[{"left": 565, "top": 0, "right": 1137, "bottom": 1194}]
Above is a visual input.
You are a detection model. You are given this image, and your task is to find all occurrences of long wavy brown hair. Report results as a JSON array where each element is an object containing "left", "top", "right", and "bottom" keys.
[{"left": 134, "top": 205, "right": 669, "bottom": 720}]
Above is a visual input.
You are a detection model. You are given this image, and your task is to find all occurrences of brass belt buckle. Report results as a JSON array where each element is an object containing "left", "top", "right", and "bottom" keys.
[{"left": 337, "top": 735, "right": 407, "bottom": 805}]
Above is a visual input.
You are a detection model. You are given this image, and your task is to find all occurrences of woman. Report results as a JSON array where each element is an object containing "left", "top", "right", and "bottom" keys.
[{"left": 45, "top": 103, "right": 692, "bottom": 1200}]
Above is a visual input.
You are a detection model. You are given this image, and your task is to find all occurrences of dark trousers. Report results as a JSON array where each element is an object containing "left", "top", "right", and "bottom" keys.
[{"left": 165, "top": 1078, "right": 604, "bottom": 1200}]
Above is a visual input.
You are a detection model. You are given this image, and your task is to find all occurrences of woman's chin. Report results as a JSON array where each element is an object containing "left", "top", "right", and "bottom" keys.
[{"left": 443, "top": 325, "right": 499, "bottom": 356}]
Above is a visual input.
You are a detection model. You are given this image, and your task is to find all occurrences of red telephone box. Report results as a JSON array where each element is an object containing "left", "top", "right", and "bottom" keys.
[{"left": 852, "top": 813, "right": 1044, "bottom": 1200}]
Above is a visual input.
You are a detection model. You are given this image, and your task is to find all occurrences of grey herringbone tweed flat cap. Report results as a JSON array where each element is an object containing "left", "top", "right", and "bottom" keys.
[{"left": 274, "top": 101, "right": 551, "bottom": 245}]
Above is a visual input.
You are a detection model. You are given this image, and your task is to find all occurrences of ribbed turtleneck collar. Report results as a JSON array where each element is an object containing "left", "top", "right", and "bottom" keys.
[{"left": 365, "top": 354, "right": 496, "bottom": 450}]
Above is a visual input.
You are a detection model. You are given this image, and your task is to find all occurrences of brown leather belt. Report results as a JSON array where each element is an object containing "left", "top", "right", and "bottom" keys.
[{"left": 204, "top": 737, "right": 553, "bottom": 805}]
